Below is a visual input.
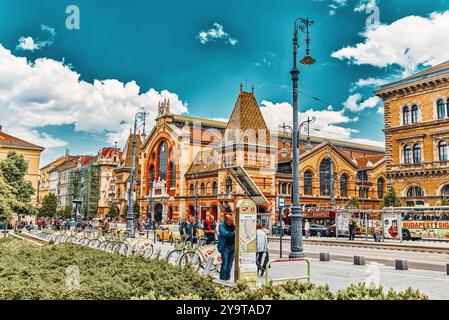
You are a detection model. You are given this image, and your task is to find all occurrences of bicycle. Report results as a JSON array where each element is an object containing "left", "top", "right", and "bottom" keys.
[{"left": 179, "top": 240, "right": 222, "bottom": 273}]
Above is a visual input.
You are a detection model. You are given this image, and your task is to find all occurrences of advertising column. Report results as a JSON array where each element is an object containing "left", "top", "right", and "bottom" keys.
[{"left": 234, "top": 198, "right": 258, "bottom": 286}]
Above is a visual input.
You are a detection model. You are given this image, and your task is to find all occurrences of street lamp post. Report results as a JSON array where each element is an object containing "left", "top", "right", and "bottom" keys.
[
  {"left": 289, "top": 17, "right": 316, "bottom": 259},
  {"left": 126, "top": 109, "right": 146, "bottom": 238}
]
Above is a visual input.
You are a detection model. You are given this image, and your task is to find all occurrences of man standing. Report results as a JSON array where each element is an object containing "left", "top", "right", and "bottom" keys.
[
  {"left": 304, "top": 219, "right": 310, "bottom": 238},
  {"left": 203, "top": 215, "right": 216, "bottom": 245},
  {"left": 184, "top": 216, "right": 198, "bottom": 243},
  {"left": 218, "top": 214, "right": 235, "bottom": 282},
  {"left": 256, "top": 224, "right": 269, "bottom": 276},
  {"left": 348, "top": 219, "right": 355, "bottom": 240}
]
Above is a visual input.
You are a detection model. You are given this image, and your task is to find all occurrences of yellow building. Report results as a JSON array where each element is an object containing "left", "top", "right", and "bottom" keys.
[
  {"left": 375, "top": 60, "right": 449, "bottom": 206},
  {"left": 0, "top": 126, "right": 44, "bottom": 205}
]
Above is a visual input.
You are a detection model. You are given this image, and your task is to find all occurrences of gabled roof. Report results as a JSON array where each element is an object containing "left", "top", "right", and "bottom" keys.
[
  {"left": 353, "top": 155, "right": 385, "bottom": 169},
  {"left": 224, "top": 90, "right": 270, "bottom": 144},
  {"left": 186, "top": 150, "right": 220, "bottom": 176},
  {"left": 121, "top": 131, "right": 142, "bottom": 167},
  {"left": 0, "top": 129, "right": 44, "bottom": 151}
]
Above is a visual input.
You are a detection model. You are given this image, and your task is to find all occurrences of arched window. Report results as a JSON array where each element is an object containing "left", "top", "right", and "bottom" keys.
[
  {"left": 212, "top": 181, "right": 218, "bottom": 195},
  {"left": 226, "top": 177, "right": 232, "bottom": 194},
  {"left": 407, "top": 186, "right": 423, "bottom": 197},
  {"left": 377, "top": 178, "right": 385, "bottom": 199},
  {"left": 439, "top": 141, "right": 448, "bottom": 161},
  {"left": 169, "top": 161, "right": 176, "bottom": 188},
  {"left": 200, "top": 183, "right": 206, "bottom": 196},
  {"left": 281, "top": 183, "right": 287, "bottom": 194},
  {"left": 340, "top": 174, "right": 348, "bottom": 198},
  {"left": 411, "top": 105, "right": 419, "bottom": 123},
  {"left": 158, "top": 141, "right": 168, "bottom": 180},
  {"left": 320, "top": 158, "right": 331, "bottom": 196},
  {"left": 189, "top": 184, "right": 195, "bottom": 196},
  {"left": 403, "top": 145, "right": 412, "bottom": 164},
  {"left": 403, "top": 106, "right": 410, "bottom": 125},
  {"left": 437, "top": 99, "right": 446, "bottom": 119},
  {"left": 442, "top": 185, "right": 449, "bottom": 197},
  {"left": 413, "top": 144, "right": 421, "bottom": 163},
  {"left": 304, "top": 170, "right": 313, "bottom": 195}
]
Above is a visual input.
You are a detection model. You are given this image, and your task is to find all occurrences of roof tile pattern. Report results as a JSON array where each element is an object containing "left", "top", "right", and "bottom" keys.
[{"left": 224, "top": 91, "right": 270, "bottom": 144}]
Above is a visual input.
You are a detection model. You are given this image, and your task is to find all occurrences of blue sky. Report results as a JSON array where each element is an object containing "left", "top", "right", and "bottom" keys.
[{"left": 0, "top": 0, "right": 448, "bottom": 165}]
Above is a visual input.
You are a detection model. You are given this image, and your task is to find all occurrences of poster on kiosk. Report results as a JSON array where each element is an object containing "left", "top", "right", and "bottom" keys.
[{"left": 234, "top": 198, "right": 258, "bottom": 286}]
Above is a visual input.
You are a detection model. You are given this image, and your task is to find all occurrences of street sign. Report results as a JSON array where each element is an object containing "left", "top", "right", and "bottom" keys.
[{"left": 277, "top": 196, "right": 286, "bottom": 208}]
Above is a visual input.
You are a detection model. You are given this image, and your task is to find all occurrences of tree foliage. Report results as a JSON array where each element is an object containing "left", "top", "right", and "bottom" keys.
[
  {"left": 39, "top": 194, "right": 58, "bottom": 217},
  {"left": 382, "top": 187, "right": 401, "bottom": 208},
  {"left": 108, "top": 203, "right": 120, "bottom": 218},
  {"left": 0, "top": 174, "right": 19, "bottom": 221},
  {"left": 346, "top": 197, "right": 360, "bottom": 209}
]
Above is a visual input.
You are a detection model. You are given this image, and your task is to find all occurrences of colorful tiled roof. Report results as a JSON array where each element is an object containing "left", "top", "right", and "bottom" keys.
[{"left": 224, "top": 90, "right": 270, "bottom": 144}]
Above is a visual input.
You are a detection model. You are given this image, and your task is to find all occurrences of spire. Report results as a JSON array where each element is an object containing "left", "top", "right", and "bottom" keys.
[
  {"left": 251, "top": 85, "right": 254, "bottom": 94},
  {"left": 240, "top": 83, "right": 243, "bottom": 93}
]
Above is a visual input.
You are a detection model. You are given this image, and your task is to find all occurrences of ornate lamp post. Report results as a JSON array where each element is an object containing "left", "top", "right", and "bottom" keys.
[
  {"left": 289, "top": 17, "right": 316, "bottom": 258},
  {"left": 126, "top": 109, "right": 146, "bottom": 238}
]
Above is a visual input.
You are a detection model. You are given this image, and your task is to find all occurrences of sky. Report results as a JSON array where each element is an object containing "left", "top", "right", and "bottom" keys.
[{"left": 1, "top": 0, "right": 449, "bottom": 166}]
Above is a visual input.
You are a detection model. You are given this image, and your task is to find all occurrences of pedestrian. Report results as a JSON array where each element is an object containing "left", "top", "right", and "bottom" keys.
[
  {"left": 37, "top": 218, "right": 43, "bottom": 230},
  {"left": 184, "top": 216, "right": 198, "bottom": 244},
  {"left": 348, "top": 219, "right": 355, "bottom": 240},
  {"left": 256, "top": 224, "right": 269, "bottom": 276},
  {"left": 101, "top": 218, "right": 110, "bottom": 235},
  {"left": 374, "top": 222, "right": 382, "bottom": 242},
  {"left": 304, "top": 219, "right": 310, "bottom": 238},
  {"left": 202, "top": 215, "right": 217, "bottom": 245},
  {"left": 218, "top": 214, "right": 235, "bottom": 282}
]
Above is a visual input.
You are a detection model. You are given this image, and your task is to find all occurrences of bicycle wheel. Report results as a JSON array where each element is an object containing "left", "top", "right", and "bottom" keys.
[
  {"left": 166, "top": 249, "right": 183, "bottom": 265},
  {"left": 105, "top": 241, "right": 116, "bottom": 253},
  {"left": 142, "top": 246, "right": 154, "bottom": 259},
  {"left": 66, "top": 236, "right": 77, "bottom": 243},
  {"left": 179, "top": 251, "right": 202, "bottom": 272}
]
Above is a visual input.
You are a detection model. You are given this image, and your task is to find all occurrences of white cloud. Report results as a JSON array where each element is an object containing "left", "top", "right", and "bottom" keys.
[
  {"left": 351, "top": 77, "right": 389, "bottom": 91},
  {"left": 332, "top": 11, "right": 449, "bottom": 73},
  {"left": 259, "top": 99, "right": 383, "bottom": 147},
  {"left": 354, "top": 0, "right": 377, "bottom": 12},
  {"left": 16, "top": 25, "right": 56, "bottom": 51},
  {"left": 343, "top": 93, "right": 382, "bottom": 112},
  {"left": 254, "top": 52, "right": 276, "bottom": 68},
  {"left": 0, "top": 44, "right": 188, "bottom": 150},
  {"left": 197, "top": 23, "right": 238, "bottom": 46}
]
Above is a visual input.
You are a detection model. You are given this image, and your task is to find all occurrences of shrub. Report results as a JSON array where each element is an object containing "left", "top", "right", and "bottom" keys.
[{"left": 0, "top": 239, "right": 428, "bottom": 300}]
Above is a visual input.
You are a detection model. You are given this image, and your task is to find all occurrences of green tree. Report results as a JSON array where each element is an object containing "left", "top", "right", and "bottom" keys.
[
  {"left": 39, "top": 194, "right": 57, "bottom": 217},
  {"left": 133, "top": 201, "right": 140, "bottom": 219},
  {"left": 108, "top": 203, "right": 120, "bottom": 218},
  {"left": 0, "top": 152, "right": 35, "bottom": 204},
  {"left": 439, "top": 197, "right": 448, "bottom": 206},
  {"left": 382, "top": 187, "right": 401, "bottom": 208},
  {"left": 346, "top": 197, "right": 360, "bottom": 209},
  {"left": 58, "top": 207, "right": 73, "bottom": 219},
  {"left": 0, "top": 173, "right": 19, "bottom": 221}
]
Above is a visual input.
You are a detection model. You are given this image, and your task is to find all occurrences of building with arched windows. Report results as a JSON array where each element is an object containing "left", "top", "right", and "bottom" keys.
[
  {"left": 375, "top": 60, "right": 449, "bottom": 206},
  {"left": 135, "top": 88, "right": 386, "bottom": 226}
]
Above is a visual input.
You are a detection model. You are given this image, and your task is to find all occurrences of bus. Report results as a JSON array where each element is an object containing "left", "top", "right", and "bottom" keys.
[{"left": 383, "top": 206, "right": 449, "bottom": 240}]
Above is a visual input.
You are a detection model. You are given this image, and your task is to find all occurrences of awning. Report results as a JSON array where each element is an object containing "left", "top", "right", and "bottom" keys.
[{"left": 224, "top": 165, "right": 269, "bottom": 205}]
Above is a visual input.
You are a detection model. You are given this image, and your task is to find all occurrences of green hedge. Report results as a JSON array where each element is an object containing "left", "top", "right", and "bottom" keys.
[{"left": 0, "top": 239, "right": 428, "bottom": 300}]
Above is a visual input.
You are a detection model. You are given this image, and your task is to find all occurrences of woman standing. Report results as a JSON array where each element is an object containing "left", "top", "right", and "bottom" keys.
[{"left": 256, "top": 224, "right": 269, "bottom": 276}]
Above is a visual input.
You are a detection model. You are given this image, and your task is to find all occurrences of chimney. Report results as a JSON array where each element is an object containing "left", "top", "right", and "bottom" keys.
[{"left": 0, "top": 125, "right": 2, "bottom": 132}]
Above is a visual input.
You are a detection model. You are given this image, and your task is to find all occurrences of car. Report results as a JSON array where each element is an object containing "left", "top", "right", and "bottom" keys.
[
  {"left": 305, "top": 224, "right": 335, "bottom": 237},
  {"left": 155, "top": 225, "right": 181, "bottom": 242}
]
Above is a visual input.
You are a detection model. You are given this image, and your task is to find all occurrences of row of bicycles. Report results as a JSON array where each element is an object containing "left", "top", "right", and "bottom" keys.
[
  {"left": 27, "top": 229, "right": 223, "bottom": 275},
  {"left": 29, "top": 228, "right": 154, "bottom": 257}
]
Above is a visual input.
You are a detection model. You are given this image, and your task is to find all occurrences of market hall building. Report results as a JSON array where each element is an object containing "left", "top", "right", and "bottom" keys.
[{"left": 137, "top": 87, "right": 386, "bottom": 227}]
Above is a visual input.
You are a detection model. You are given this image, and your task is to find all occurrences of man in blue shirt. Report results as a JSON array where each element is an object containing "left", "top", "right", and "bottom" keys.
[{"left": 218, "top": 214, "right": 235, "bottom": 282}]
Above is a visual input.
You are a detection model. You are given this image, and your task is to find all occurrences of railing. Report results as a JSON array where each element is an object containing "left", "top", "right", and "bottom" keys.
[{"left": 265, "top": 258, "right": 311, "bottom": 284}]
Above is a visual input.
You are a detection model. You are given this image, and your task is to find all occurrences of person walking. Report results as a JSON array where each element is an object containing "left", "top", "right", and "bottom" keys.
[
  {"left": 218, "top": 214, "right": 235, "bottom": 282},
  {"left": 184, "top": 216, "right": 198, "bottom": 244},
  {"left": 256, "top": 224, "right": 269, "bottom": 276},
  {"left": 348, "top": 219, "right": 355, "bottom": 240},
  {"left": 304, "top": 219, "right": 310, "bottom": 238},
  {"left": 374, "top": 222, "right": 382, "bottom": 242},
  {"left": 101, "top": 218, "right": 110, "bottom": 236},
  {"left": 202, "top": 215, "right": 217, "bottom": 245}
]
